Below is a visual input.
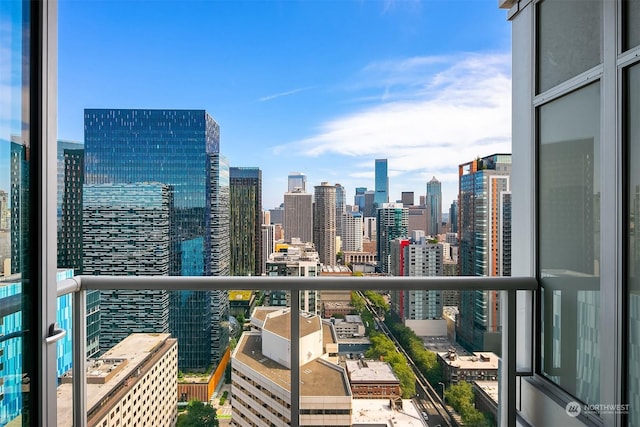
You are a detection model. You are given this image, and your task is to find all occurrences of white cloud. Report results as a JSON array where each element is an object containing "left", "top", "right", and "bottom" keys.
[{"left": 273, "top": 52, "right": 511, "bottom": 204}]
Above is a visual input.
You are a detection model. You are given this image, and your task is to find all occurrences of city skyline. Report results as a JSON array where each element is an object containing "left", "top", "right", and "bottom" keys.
[{"left": 48, "top": 0, "right": 512, "bottom": 209}]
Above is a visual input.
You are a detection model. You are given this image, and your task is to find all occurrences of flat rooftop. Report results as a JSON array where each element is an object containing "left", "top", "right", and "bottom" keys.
[
  {"left": 474, "top": 380, "right": 499, "bottom": 403},
  {"left": 438, "top": 351, "right": 499, "bottom": 370},
  {"left": 352, "top": 399, "right": 424, "bottom": 426},
  {"left": 234, "top": 333, "right": 350, "bottom": 397},
  {"left": 264, "top": 310, "right": 321, "bottom": 339},
  {"left": 229, "top": 290, "right": 253, "bottom": 301},
  {"left": 346, "top": 360, "right": 399, "bottom": 383},
  {"left": 57, "top": 333, "right": 176, "bottom": 427},
  {"left": 251, "top": 306, "right": 283, "bottom": 325}
]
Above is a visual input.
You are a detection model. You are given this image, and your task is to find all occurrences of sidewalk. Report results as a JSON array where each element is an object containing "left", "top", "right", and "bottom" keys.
[{"left": 210, "top": 382, "right": 233, "bottom": 426}]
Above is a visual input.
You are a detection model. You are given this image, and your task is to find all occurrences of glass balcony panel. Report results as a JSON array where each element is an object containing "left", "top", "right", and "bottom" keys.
[{"left": 538, "top": 81, "right": 601, "bottom": 404}]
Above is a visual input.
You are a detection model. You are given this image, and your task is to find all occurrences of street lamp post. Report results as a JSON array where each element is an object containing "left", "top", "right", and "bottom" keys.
[{"left": 438, "top": 382, "right": 446, "bottom": 403}]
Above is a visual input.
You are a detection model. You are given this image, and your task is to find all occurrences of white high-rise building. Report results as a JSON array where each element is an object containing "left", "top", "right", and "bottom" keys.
[{"left": 341, "top": 211, "right": 363, "bottom": 252}]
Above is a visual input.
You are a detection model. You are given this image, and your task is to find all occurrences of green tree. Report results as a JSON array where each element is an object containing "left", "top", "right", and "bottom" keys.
[
  {"left": 444, "top": 382, "right": 491, "bottom": 427},
  {"left": 351, "top": 291, "right": 365, "bottom": 312},
  {"left": 177, "top": 400, "right": 219, "bottom": 427}
]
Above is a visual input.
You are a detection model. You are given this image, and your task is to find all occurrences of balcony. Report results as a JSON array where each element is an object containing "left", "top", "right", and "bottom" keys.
[{"left": 48, "top": 274, "right": 536, "bottom": 427}]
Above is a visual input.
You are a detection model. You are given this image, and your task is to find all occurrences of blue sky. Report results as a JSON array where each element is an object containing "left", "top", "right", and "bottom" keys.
[{"left": 57, "top": 0, "right": 512, "bottom": 210}]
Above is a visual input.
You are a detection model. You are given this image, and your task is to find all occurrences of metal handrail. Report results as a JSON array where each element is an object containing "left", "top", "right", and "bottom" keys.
[
  {"left": 53, "top": 274, "right": 536, "bottom": 427},
  {"left": 57, "top": 274, "right": 538, "bottom": 294}
]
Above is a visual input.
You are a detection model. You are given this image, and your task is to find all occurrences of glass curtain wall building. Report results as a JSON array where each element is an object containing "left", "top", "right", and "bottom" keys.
[
  {"left": 229, "top": 167, "right": 262, "bottom": 276},
  {"left": 83, "top": 183, "right": 171, "bottom": 353},
  {"left": 374, "top": 159, "right": 389, "bottom": 206},
  {"left": 457, "top": 154, "right": 511, "bottom": 355},
  {"left": 84, "top": 109, "right": 229, "bottom": 371},
  {"left": 376, "top": 203, "right": 408, "bottom": 274}
]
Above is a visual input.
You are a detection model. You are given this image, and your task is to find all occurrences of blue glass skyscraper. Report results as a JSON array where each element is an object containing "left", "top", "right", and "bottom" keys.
[
  {"left": 84, "top": 109, "right": 229, "bottom": 371},
  {"left": 374, "top": 159, "right": 389, "bottom": 206}
]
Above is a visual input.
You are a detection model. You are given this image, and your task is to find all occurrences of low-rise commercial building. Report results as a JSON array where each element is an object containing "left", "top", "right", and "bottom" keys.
[
  {"left": 438, "top": 349, "right": 499, "bottom": 385},
  {"left": 345, "top": 360, "right": 401, "bottom": 399}
]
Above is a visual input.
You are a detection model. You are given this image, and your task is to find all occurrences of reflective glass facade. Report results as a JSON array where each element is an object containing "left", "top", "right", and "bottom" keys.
[
  {"left": 0, "top": 0, "right": 33, "bottom": 423},
  {"left": 376, "top": 203, "right": 408, "bottom": 274},
  {"left": 84, "top": 109, "right": 229, "bottom": 371},
  {"left": 457, "top": 154, "right": 511, "bottom": 354},
  {"left": 374, "top": 159, "right": 388, "bottom": 206},
  {"left": 538, "top": 82, "right": 601, "bottom": 405},
  {"left": 83, "top": 183, "right": 171, "bottom": 353}
]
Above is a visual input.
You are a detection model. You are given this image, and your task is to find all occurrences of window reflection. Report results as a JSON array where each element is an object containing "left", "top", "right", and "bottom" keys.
[
  {"left": 627, "top": 63, "right": 640, "bottom": 427},
  {"left": 538, "top": 82, "right": 600, "bottom": 404},
  {"left": 0, "top": 0, "right": 31, "bottom": 423}
]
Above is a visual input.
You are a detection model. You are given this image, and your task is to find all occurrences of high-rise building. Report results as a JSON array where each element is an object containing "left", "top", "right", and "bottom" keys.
[
  {"left": 84, "top": 109, "right": 229, "bottom": 371},
  {"left": 354, "top": 187, "right": 367, "bottom": 213},
  {"left": 269, "top": 205, "right": 284, "bottom": 225},
  {"left": 57, "top": 142, "right": 84, "bottom": 272},
  {"left": 230, "top": 167, "right": 262, "bottom": 276},
  {"left": 288, "top": 171, "right": 307, "bottom": 193},
  {"left": 57, "top": 141, "right": 102, "bottom": 358},
  {"left": 408, "top": 205, "right": 428, "bottom": 236},
  {"left": 426, "top": 176, "right": 442, "bottom": 237},
  {"left": 376, "top": 203, "right": 408, "bottom": 274},
  {"left": 449, "top": 200, "right": 459, "bottom": 234},
  {"left": 0, "top": 190, "right": 7, "bottom": 231},
  {"left": 266, "top": 242, "right": 320, "bottom": 313},
  {"left": 9, "top": 138, "right": 28, "bottom": 276},
  {"left": 401, "top": 191, "right": 414, "bottom": 206},
  {"left": 83, "top": 183, "right": 171, "bottom": 353},
  {"left": 335, "top": 183, "right": 346, "bottom": 238},
  {"left": 261, "top": 224, "right": 275, "bottom": 275},
  {"left": 284, "top": 189, "right": 313, "bottom": 243},
  {"left": 374, "top": 159, "right": 389, "bottom": 206},
  {"left": 403, "top": 243, "right": 443, "bottom": 318},
  {"left": 341, "top": 211, "right": 363, "bottom": 252},
  {"left": 364, "top": 190, "right": 376, "bottom": 217},
  {"left": 313, "top": 182, "right": 337, "bottom": 266},
  {"left": 457, "top": 154, "right": 511, "bottom": 354}
]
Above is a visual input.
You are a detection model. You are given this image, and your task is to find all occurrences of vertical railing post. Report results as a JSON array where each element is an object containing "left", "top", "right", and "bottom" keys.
[
  {"left": 500, "top": 289, "right": 517, "bottom": 426},
  {"left": 290, "top": 290, "right": 300, "bottom": 427},
  {"left": 73, "top": 289, "right": 87, "bottom": 427}
]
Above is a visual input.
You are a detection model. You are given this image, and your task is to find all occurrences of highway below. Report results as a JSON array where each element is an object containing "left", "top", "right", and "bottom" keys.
[{"left": 360, "top": 291, "right": 453, "bottom": 427}]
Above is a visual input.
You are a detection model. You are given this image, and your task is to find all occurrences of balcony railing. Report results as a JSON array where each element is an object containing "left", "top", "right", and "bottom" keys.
[{"left": 54, "top": 275, "right": 537, "bottom": 427}]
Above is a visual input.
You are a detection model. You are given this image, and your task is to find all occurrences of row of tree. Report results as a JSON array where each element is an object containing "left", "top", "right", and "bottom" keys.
[
  {"left": 383, "top": 316, "right": 442, "bottom": 386},
  {"left": 444, "top": 381, "right": 494, "bottom": 427},
  {"left": 351, "top": 291, "right": 415, "bottom": 398}
]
